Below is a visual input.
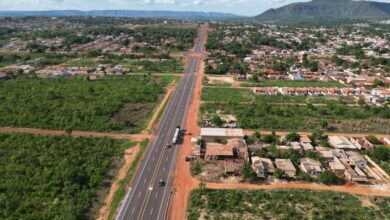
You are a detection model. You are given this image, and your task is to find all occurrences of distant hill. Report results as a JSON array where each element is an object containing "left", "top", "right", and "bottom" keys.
[
  {"left": 0, "top": 10, "right": 240, "bottom": 20},
  {"left": 256, "top": 0, "right": 390, "bottom": 22}
]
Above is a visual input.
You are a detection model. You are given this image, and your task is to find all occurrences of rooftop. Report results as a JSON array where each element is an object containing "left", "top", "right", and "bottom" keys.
[{"left": 201, "top": 128, "right": 244, "bottom": 138}]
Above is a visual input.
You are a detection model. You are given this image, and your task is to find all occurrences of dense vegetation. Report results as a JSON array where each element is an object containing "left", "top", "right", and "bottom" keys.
[
  {"left": 0, "top": 75, "right": 174, "bottom": 133},
  {"left": 187, "top": 189, "right": 390, "bottom": 220},
  {"left": 367, "top": 145, "right": 390, "bottom": 174},
  {"left": 0, "top": 133, "right": 131, "bottom": 219},
  {"left": 201, "top": 101, "right": 390, "bottom": 133}
]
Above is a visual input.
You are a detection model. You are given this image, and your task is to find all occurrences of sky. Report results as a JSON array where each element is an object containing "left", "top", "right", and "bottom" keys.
[{"left": 0, "top": 0, "right": 390, "bottom": 16}]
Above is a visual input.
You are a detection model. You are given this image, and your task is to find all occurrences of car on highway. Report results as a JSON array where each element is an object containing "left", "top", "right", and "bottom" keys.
[
  {"left": 159, "top": 179, "right": 165, "bottom": 186},
  {"left": 166, "top": 144, "right": 171, "bottom": 149}
]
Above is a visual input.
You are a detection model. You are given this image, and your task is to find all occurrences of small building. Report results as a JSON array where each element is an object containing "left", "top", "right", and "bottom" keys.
[
  {"left": 344, "top": 167, "right": 368, "bottom": 182},
  {"left": 225, "top": 160, "right": 241, "bottom": 176},
  {"left": 300, "top": 142, "right": 315, "bottom": 151},
  {"left": 347, "top": 151, "right": 367, "bottom": 169},
  {"left": 350, "top": 137, "right": 374, "bottom": 150},
  {"left": 300, "top": 135, "right": 312, "bottom": 144},
  {"left": 290, "top": 142, "right": 302, "bottom": 151},
  {"left": 300, "top": 158, "right": 323, "bottom": 177},
  {"left": 220, "top": 115, "right": 238, "bottom": 128},
  {"left": 0, "top": 73, "right": 7, "bottom": 80},
  {"left": 251, "top": 157, "right": 275, "bottom": 177},
  {"left": 275, "top": 159, "right": 296, "bottom": 177},
  {"left": 328, "top": 136, "right": 357, "bottom": 149},
  {"left": 277, "top": 145, "right": 292, "bottom": 151},
  {"left": 329, "top": 157, "right": 346, "bottom": 175},
  {"left": 201, "top": 128, "right": 244, "bottom": 142},
  {"left": 205, "top": 143, "right": 234, "bottom": 160},
  {"left": 316, "top": 147, "right": 334, "bottom": 161},
  {"left": 331, "top": 149, "right": 350, "bottom": 165},
  {"left": 384, "top": 137, "right": 390, "bottom": 147}
]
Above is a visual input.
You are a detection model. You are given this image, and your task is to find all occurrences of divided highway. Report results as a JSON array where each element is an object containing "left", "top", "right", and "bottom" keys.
[{"left": 115, "top": 24, "right": 207, "bottom": 220}]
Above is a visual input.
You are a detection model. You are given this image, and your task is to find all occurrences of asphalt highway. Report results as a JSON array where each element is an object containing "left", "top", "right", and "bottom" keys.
[{"left": 115, "top": 24, "right": 207, "bottom": 220}]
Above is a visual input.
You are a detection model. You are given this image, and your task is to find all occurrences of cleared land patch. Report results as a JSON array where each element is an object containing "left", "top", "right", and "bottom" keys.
[
  {"left": 187, "top": 189, "right": 390, "bottom": 220},
  {"left": 0, "top": 133, "right": 133, "bottom": 220},
  {"left": 0, "top": 75, "right": 175, "bottom": 133},
  {"left": 241, "top": 80, "right": 345, "bottom": 88}
]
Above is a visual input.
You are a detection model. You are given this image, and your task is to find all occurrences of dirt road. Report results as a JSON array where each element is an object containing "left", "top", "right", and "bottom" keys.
[
  {"left": 0, "top": 127, "right": 151, "bottom": 141},
  {"left": 206, "top": 182, "right": 390, "bottom": 197},
  {"left": 244, "top": 130, "right": 390, "bottom": 139}
]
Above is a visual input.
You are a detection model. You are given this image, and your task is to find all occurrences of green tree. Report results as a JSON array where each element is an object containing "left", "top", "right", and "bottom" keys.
[
  {"left": 212, "top": 115, "right": 223, "bottom": 127},
  {"left": 274, "top": 168, "right": 285, "bottom": 179},
  {"left": 358, "top": 97, "right": 366, "bottom": 109},
  {"left": 241, "top": 162, "right": 257, "bottom": 181},
  {"left": 317, "top": 170, "right": 344, "bottom": 185},
  {"left": 366, "top": 135, "right": 382, "bottom": 145},
  {"left": 191, "top": 161, "right": 202, "bottom": 176},
  {"left": 320, "top": 120, "right": 328, "bottom": 129},
  {"left": 373, "top": 79, "right": 385, "bottom": 87},
  {"left": 286, "top": 132, "right": 300, "bottom": 142},
  {"left": 369, "top": 146, "right": 390, "bottom": 162}
]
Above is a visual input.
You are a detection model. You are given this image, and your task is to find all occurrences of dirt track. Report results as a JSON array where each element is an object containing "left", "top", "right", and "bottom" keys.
[
  {"left": 0, "top": 127, "right": 151, "bottom": 142},
  {"left": 244, "top": 130, "right": 390, "bottom": 139},
  {"left": 206, "top": 182, "right": 390, "bottom": 197}
]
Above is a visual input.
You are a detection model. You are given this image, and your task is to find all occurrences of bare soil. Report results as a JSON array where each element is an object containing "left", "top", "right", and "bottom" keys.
[{"left": 168, "top": 54, "right": 205, "bottom": 220}]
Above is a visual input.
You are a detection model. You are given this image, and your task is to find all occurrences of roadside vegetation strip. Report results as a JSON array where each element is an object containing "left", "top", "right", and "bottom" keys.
[
  {"left": 187, "top": 188, "right": 390, "bottom": 220},
  {"left": 156, "top": 93, "right": 172, "bottom": 125},
  {"left": 107, "top": 139, "right": 149, "bottom": 220},
  {"left": 0, "top": 133, "right": 128, "bottom": 220},
  {"left": 201, "top": 87, "right": 254, "bottom": 102},
  {"left": 240, "top": 80, "right": 345, "bottom": 88},
  {"left": 0, "top": 75, "right": 173, "bottom": 133}
]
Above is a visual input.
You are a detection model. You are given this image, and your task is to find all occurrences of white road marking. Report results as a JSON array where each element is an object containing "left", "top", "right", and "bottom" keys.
[
  {"left": 131, "top": 207, "right": 135, "bottom": 215},
  {"left": 138, "top": 192, "right": 141, "bottom": 198},
  {"left": 155, "top": 192, "right": 159, "bottom": 198},
  {"left": 144, "top": 178, "right": 147, "bottom": 183},
  {"left": 163, "top": 167, "right": 166, "bottom": 172},
  {"left": 150, "top": 208, "right": 154, "bottom": 216}
]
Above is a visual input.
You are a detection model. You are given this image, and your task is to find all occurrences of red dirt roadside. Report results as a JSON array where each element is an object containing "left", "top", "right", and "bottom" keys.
[{"left": 168, "top": 56, "right": 206, "bottom": 220}]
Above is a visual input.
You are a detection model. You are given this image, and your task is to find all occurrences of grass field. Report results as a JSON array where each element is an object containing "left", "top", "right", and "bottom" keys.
[
  {"left": 0, "top": 53, "right": 44, "bottom": 67},
  {"left": 241, "top": 80, "right": 345, "bottom": 88},
  {"left": 201, "top": 102, "right": 390, "bottom": 133},
  {"left": 202, "top": 88, "right": 254, "bottom": 102},
  {"left": 187, "top": 189, "right": 390, "bottom": 220},
  {"left": 67, "top": 59, "right": 99, "bottom": 67},
  {"left": 0, "top": 75, "right": 176, "bottom": 133},
  {"left": 0, "top": 133, "right": 132, "bottom": 219},
  {"left": 119, "top": 59, "right": 184, "bottom": 73}
]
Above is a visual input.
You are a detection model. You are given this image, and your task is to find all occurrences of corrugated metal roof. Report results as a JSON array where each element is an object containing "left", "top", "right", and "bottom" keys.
[{"left": 201, "top": 128, "right": 244, "bottom": 138}]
